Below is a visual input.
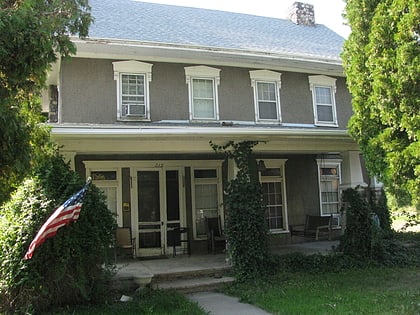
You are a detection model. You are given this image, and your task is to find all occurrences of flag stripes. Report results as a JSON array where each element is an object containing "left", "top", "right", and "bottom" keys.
[{"left": 24, "top": 182, "right": 90, "bottom": 260}]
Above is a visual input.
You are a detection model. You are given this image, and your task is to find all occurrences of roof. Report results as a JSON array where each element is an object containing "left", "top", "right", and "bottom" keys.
[{"left": 87, "top": 0, "right": 345, "bottom": 62}]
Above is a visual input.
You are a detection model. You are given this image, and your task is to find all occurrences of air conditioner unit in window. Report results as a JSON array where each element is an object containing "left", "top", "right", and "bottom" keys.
[{"left": 124, "top": 104, "right": 145, "bottom": 117}]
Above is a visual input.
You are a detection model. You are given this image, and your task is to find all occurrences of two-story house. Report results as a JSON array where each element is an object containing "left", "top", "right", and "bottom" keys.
[{"left": 43, "top": 0, "right": 367, "bottom": 257}]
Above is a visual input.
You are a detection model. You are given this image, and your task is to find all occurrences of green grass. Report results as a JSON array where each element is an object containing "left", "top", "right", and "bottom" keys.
[
  {"left": 45, "top": 289, "right": 206, "bottom": 315},
  {"left": 222, "top": 267, "right": 420, "bottom": 315}
]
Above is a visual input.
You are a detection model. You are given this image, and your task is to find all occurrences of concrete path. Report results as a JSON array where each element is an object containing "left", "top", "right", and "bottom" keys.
[{"left": 187, "top": 291, "right": 271, "bottom": 315}]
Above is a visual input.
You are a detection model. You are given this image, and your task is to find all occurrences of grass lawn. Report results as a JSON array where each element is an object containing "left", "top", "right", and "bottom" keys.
[
  {"left": 46, "top": 289, "right": 206, "bottom": 315},
  {"left": 222, "top": 267, "right": 420, "bottom": 315}
]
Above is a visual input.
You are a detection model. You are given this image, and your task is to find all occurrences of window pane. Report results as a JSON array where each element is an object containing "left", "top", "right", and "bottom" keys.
[
  {"left": 98, "top": 186, "right": 117, "bottom": 215},
  {"left": 194, "top": 99, "right": 215, "bottom": 118},
  {"left": 194, "top": 169, "right": 217, "bottom": 178},
  {"left": 195, "top": 183, "right": 218, "bottom": 237},
  {"left": 317, "top": 105, "right": 333, "bottom": 122},
  {"left": 259, "top": 101, "right": 277, "bottom": 119},
  {"left": 193, "top": 79, "right": 213, "bottom": 98},
  {"left": 315, "top": 87, "right": 332, "bottom": 104},
  {"left": 257, "top": 82, "right": 276, "bottom": 101}
]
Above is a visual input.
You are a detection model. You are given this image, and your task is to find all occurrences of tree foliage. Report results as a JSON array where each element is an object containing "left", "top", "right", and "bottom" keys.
[
  {"left": 0, "top": 0, "right": 92, "bottom": 203},
  {"left": 0, "top": 153, "right": 116, "bottom": 314},
  {"left": 211, "top": 141, "right": 269, "bottom": 280},
  {"left": 342, "top": 0, "right": 420, "bottom": 207}
]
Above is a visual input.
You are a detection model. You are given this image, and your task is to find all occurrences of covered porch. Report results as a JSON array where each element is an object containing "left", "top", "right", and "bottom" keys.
[{"left": 113, "top": 240, "right": 339, "bottom": 292}]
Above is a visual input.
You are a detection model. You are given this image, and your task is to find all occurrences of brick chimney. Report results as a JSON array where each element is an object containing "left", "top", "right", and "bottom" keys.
[{"left": 288, "top": 2, "right": 315, "bottom": 26}]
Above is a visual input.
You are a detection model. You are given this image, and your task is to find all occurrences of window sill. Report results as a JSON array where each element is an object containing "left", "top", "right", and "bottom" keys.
[
  {"left": 117, "top": 117, "right": 151, "bottom": 122},
  {"left": 315, "top": 122, "right": 339, "bottom": 128}
]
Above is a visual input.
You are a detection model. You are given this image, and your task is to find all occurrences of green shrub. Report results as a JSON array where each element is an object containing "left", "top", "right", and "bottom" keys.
[{"left": 0, "top": 154, "right": 116, "bottom": 314}]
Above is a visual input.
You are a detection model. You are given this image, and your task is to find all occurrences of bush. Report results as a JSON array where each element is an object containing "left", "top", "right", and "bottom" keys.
[{"left": 0, "top": 154, "right": 116, "bottom": 314}]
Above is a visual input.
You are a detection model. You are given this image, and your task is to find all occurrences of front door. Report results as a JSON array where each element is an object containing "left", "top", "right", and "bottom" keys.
[{"left": 133, "top": 168, "right": 184, "bottom": 257}]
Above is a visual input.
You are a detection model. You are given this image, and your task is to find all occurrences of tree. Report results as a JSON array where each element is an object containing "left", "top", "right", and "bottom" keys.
[
  {"left": 342, "top": 0, "right": 420, "bottom": 207},
  {"left": 0, "top": 0, "right": 92, "bottom": 203}
]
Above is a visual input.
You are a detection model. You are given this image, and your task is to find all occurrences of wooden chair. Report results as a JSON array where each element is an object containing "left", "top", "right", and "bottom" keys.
[
  {"left": 290, "top": 215, "right": 332, "bottom": 240},
  {"left": 205, "top": 216, "right": 226, "bottom": 254},
  {"left": 116, "top": 227, "right": 136, "bottom": 258}
]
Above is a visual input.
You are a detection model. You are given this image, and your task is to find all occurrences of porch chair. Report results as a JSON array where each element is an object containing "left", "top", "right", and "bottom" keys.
[
  {"left": 205, "top": 216, "right": 226, "bottom": 254},
  {"left": 289, "top": 215, "right": 332, "bottom": 240},
  {"left": 115, "top": 227, "right": 136, "bottom": 258},
  {"left": 171, "top": 227, "right": 191, "bottom": 257}
]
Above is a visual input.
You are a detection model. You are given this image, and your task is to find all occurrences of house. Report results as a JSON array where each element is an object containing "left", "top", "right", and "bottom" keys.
[{"left": 42, "top": 0, "right": 368, "bottom": 257}]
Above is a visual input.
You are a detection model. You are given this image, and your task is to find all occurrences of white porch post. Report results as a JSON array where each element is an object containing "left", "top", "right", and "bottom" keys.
[
  {"left": 60, "top": 151, "right": 76, "bottom": 171},
  {"left": 340, "top": 151, "right": 367, "bottom": 190}
]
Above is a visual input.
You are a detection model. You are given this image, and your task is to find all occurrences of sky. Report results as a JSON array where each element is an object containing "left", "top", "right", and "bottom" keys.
[{"left": 139, "top": 0, "right": 351, "bottom": 38}]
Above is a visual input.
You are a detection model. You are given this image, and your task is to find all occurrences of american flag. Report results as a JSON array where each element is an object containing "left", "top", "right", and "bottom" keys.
[{"left": 23, "top": 180, "right": 91, "bottom": 260}]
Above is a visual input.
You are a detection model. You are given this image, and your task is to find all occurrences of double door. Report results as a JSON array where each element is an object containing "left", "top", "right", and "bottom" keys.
[{"left": 132, "top": 168, "right": 185, "bottom": 257}]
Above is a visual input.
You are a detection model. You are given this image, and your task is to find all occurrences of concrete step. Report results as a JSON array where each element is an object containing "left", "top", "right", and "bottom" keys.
[
  {"left": 153, "top": 275, "right": 235, "bottom": 293},
  {"left": 152, "top": 266, "right": 231, "bottom": 282}
]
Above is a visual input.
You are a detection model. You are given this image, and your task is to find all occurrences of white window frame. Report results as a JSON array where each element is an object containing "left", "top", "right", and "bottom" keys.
[
  {"left": 316, "top": 158, "right": 342, "bottom": 217},
  {"left": 190, "top": 161, "right": 223, "bottom": 240},
  {"left": 185, "top": 66, "right": 220, "bottom": 121},
  {"left": 250, "top": 70, "right": 282, "bottom": 123},
  {"left": 113, "top": 60, "right": 153, "bottom": 121},
  {"left": 308, "top": 75, "right": 338, "bottom": 127},
  {"left": 84, "top": 165, "right": 123, "bottom": 227},
  {"left": 259, "top": 159, "right": 288, "bottom": 233}
]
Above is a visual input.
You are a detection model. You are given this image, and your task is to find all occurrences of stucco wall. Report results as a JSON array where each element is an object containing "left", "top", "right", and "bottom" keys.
[{"left": 60, "top": 58, "right": 352, "bottom": 128}]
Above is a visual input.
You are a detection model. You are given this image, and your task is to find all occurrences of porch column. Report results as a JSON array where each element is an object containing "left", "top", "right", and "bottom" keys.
[
  {"left": 61, "top": 151, "right": 76, "bottom": 171},
  {"left": 340, "top": 151, "right": 367, "bottom": 190}
]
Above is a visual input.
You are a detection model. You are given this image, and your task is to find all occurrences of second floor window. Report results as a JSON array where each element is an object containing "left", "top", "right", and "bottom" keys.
[
  {"left": 250, "top": 70, "right": 282, "bottom": 123},
  {"left": 185, "top": 66, "right": 220, "bottom": 121},
  {"left": 309, "top": 75, "right": 338, "bottom": 127},
  {"left": 113, "top": 60, "right": 153, "bottom": 121},
  {"left": 192, "top": 78, "right": 216, "bottom": 119},
  {"left": 121, "top": 74, "right": 145, "bottom": 117}
]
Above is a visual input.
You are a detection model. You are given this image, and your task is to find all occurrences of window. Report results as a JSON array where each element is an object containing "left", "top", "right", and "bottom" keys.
[
  {"left": 113, "top": 60, "right": 153, "bottom": 120},
  {"left": 259, "top": 160, "right": 288, "bottom": 232},
  {"left": 250, "top": 70, "right": 282, "bottom": 122},
  {"left": 316, "top": 159, "right": 342, "bottom": 216},
  {"left": 89, "top": 168, "right": 122, "bottom": 226},
  {"left": 308, "top": 75, "right": 338, "bottom": 126},
  {"left": 185, "top": 66, "right": 220, "bottom": 121},
  {"left": 191, "top": 166, "right": 223, "bottom": 239}
]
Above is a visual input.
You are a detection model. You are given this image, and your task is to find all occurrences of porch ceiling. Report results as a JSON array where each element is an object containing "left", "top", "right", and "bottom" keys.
[{"left": 51, "top": 125, "right": 359, "bottom": 154}]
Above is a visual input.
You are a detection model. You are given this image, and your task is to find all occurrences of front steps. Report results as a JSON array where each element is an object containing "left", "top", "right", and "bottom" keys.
[
  {"left": 152, "top": 267, "right": 234, "bottom": 293},
  {"left": 113, "top": 259, "right": 234, "bottom": 293}
]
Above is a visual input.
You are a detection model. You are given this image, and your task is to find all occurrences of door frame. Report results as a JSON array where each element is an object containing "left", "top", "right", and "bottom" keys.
[{"left": 131, "top": 163, "right": 186, "bottom": 257}]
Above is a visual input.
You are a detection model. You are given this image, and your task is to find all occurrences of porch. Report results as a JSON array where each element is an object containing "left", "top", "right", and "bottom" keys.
[{"left": 113, "top": 240, "right": 339, "bottom": 293}]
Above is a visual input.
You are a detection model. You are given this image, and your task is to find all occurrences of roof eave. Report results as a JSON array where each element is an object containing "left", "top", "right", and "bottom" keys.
[{"left": 70, "top": 37, "right": 344, "bottom": 76}]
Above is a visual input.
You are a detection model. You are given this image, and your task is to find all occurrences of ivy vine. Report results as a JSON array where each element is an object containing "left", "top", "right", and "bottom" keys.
[{"left": 210, "top": 140, "right": 269, "bottom": 280}]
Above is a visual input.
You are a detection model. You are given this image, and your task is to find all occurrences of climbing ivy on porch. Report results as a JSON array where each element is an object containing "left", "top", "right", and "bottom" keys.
[{"left": 210, "top": 140, "right": 269, "bottom": 280}]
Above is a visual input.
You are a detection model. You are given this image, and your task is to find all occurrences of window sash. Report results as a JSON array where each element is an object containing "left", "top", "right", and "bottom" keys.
[
  {"left": 256, "top": 81, "right": 278, "bottom": 120},
  {"left": 192, "top": 78, "right": 216, "bottom": 119},
  {"left": 314, "top": 86, "right": 334, "bottom": 123},
  {"left": 121, "top": 74, "right": 146, "bottom": 117},
  {"left": 262, "top": 181, "right": 284, "bottom": 231}
]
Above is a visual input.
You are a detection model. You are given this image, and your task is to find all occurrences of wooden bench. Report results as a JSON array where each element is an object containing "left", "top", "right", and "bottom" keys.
[{"left": 289, "top": 215, "right": 332, "bottom": 240}]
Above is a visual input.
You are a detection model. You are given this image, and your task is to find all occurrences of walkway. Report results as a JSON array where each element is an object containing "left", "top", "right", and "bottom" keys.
[{"left": 187, "top": 292, "right": 271, "bottom": 315}]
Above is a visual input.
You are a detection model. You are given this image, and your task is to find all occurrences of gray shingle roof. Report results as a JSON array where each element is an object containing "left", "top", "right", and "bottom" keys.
[{"left": 88, "top": 0, "right": 344, "bottom": 61}]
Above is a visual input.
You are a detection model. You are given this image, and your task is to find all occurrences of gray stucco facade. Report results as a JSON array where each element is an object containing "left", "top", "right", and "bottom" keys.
[{"left": 60, "top": 58, "right": 352, "bottom": 128}]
